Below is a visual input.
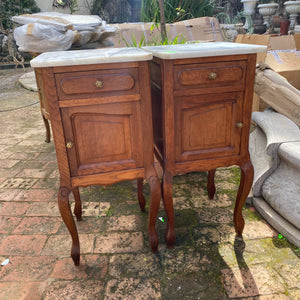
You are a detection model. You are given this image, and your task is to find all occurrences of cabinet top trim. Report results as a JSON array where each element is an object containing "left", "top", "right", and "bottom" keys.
[
  {"left": 30, "top": 47, "right": 152, "bottom": 68},
  {"left": 143, "top": 42, "right": 266, "bottom": 60}
]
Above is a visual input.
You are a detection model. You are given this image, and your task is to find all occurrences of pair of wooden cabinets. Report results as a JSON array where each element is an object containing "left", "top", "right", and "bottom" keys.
[{"left": 35, "top": 53, "right": 256, "bottom": 265}]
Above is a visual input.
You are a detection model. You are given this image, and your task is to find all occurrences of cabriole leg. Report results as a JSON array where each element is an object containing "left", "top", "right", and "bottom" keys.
[
  {"left": 207, "top": 169, "right": 216, "bottom": 199},
  {"left": 162, "top": 171, "right": 175, "bottom": 248},
  {"left": 58, "top": 186, "right": 80, "bottom": 266},
  {"left": 146, "top": 168, "right": 161, "bottom": 253},
  {"left": 137, "top": 178, "right": 146, "bottom": 212},
  {"left": 42, "top": 115, "right": 51, "bottom": 143},
  {"left": 72, "top": 187, "right": 82, "bottom": 221},
  {"left": 234, "top": 161, "right": 254, "bottom": 235}
]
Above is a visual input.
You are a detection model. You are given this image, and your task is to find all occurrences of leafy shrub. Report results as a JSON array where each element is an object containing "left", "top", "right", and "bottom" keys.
[
  {"left": 141, "top": 0, "right": 215, "bottom": 23},
  {"left": 90, "top": 0, "right": 132, "bottom": 23},
  {"left": 0, "top": 0, "right": 40, "bottom": 30}
]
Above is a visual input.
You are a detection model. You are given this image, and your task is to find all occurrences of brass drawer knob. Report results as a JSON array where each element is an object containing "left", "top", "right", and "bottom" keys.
[
  {"left": 95, "top": 80, "right": 103, "bottom": 88},
  {"left": 66, "top": 141, "right": 74, "bottom": 149},
  {"left": 208, "top": 72, "right": 217, "bottom": 80},
  {"left": 236, "top": 122, "right": 243, "bottom": 128}
]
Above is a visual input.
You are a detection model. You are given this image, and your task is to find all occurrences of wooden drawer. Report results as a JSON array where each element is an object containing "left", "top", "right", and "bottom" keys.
[
  {"left": 174, "top": 61, "right": 246, "bottom": 91},
  {"left": 55, "top": 68, "right": 139, "bottom": 100}
]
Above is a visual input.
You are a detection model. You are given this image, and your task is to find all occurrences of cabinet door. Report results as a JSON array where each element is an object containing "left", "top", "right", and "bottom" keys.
[
  {"left": 175, "top": 92, "right": 243, "bottom": 162},
  {"left": 61, "top": 101, "right": 144, "bottom": 176}
]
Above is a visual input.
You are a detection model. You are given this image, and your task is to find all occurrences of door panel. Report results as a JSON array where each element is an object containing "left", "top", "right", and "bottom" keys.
[
  {"left": 61, "top": 102, "right": 144, "bottom": 176},
  {"left": 175, "top": 92, "right": 243, "bottom": 162}
]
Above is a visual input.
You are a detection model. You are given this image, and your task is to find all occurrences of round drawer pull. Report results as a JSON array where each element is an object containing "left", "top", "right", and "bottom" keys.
[
  {"left": 95, "top": 80, "right": 103, "bottom": 88},
  {"left": 66, "top": 141, "right": 74, "bottom": 149},
  {"left": 236, "top": 122, "right": 243, "bottom": 128},
  {"left": 208, "top": 72, "right": 217, "bottom": 80}
]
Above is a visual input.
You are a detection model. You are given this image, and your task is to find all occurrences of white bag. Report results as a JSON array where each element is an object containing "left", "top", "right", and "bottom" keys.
[{"left": 14, "top": 23, "right": 76, "bottom": 52}]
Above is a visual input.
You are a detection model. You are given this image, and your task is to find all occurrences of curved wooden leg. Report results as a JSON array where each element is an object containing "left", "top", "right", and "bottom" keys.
[
  {"left": 58, "top": 186, "right": 80, "bottom": 266},
  {"left": 72, "top": 187, "right": 82, "bottom": 221},
  {"left": 207, "top": 169, "right": 216, "bottom": 199},
  {"left": 146, "top": 168, "right": 161, "bottom": 253},
  {"left": 42, "top": 115, "right": 51, "bottom": 143},
  {"left": 234, "top": 161, "right": 254, "bottom": 236},
  {"left": 137, "top": 178, "right": 146, "bottom": 212},
  {"left": 162, "top": 171, "right": 175, "bottom": 249}
]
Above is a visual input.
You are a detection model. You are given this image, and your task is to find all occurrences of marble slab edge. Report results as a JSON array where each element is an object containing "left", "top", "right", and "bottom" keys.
[
  {"left": 142, "top": 42, "right": 267, "bottom": 59},
  {"left": 30, "top": 47, "right": 153, "bottom": 68}
]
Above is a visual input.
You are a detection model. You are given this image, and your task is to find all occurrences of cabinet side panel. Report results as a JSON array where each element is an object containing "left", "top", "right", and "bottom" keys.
[
  {"left": 150, "top": 60, "right": 164, "bottom": 158},
  {"left": 40, "top": 68, "right": 72, "bottom": 187},
  {"left": 239, "top": 54, "right": 256, "bottom": 160}
]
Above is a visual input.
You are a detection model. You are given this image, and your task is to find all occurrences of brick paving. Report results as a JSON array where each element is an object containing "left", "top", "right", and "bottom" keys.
[{"left": 0, "top": 68, "right": 299, "bottom": 299}]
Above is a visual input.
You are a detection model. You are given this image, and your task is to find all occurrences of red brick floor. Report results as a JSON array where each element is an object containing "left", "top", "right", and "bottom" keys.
[{"left": 0, "top": 68, "right": 299, "bottom": 299}]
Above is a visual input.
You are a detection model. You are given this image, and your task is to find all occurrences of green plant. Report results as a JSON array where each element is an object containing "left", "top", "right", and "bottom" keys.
[
  {"left": 69, "top": 0, "right": 79, "bottom": 14},
  {"left": 0, "top": 0, "right": 40, "bottom": 30},
  {"left": 90, "top": 0, "right": 131, "bottom": 23},
  {"left": 53, "top": 0, "right": 79, "bottom": 14},
  {"left": 141, "top": 0, "right": 215, "bottom": 23},
  {"left": 120, "top": 23, "right": 186, "bottom": 47},
  {"left": 104, "top": 207, "right": 113, "bottom": 217}
]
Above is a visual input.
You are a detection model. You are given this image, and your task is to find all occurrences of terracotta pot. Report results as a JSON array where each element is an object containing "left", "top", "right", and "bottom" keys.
[
  {"left": 272, "top": 15, "right": 281, "bottom": 28},
  {"left": 280, "top": 18, "right": 290, "bottom": 35}
]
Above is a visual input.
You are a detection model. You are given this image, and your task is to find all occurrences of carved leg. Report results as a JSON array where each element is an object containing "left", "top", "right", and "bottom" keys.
[
  {"left": 207, "top": 169, "right": 216, "bottom": 199},
  {"left": 72, "top": 187, "right": 82, "bottom": 221},
  {"left": 42, "top": 115, "right": 51, "bottom": 143},
  {"left": 162, "top": 171, "right": 175, "bottom": 248},
  {"left": 146, "top": 168, "right": 161, "bottom": 253},
  {"left": 234, "top": 161, "right": 254, "bottom": 235},
  {"left": 137, "top": 178, "right": 146, "bottom": 212},
  {"left": 58, "top": 186, "right": 80, "bottom": 266}
]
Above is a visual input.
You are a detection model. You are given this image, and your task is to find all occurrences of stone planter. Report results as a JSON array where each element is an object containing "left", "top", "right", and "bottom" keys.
[
  {"left": 250, "top": 108, "right": 300, "bottom": 248},
  {"left": 258, "top": 3, "right": 279, "bottom": 28},
  {"left": 241, "top": 0, "right": 258, "bottom": 29},
  {"left": 284, "top": 0, "right": 300, "bottom": 29},
  {"left": 219, "top": 24, "right": 240, "bottom": 42}
]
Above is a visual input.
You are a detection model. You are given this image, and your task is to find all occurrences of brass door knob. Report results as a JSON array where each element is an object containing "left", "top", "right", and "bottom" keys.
[
  {"left": 95, "top": 80, "right": 103, "bottom": 88},
  {"left": 208, "top": 72, "right": 217, "bottom": 80},
  {"left": 66, "top": 141, "right": 74, "bottom": 149},
  {"left": 236, "top": 122, "right": 243, "bottom": 128}
]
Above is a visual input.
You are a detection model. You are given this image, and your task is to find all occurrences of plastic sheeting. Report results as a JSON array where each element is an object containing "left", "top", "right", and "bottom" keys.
[{"left": 13, "top": 12, "right": 117, "bottom": 53}]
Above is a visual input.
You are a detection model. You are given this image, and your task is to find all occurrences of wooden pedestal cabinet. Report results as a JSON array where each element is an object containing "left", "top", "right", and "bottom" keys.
[
  {"left": 34, "top": 60, "right": 161, "bottom": 265},
  {"left": 149, "top": 53, "right": 256, "bottom": 247}
]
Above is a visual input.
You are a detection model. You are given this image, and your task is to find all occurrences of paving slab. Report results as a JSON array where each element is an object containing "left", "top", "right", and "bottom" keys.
[{"left": 0, "top": 67, "right": 299, "bottom": 299}]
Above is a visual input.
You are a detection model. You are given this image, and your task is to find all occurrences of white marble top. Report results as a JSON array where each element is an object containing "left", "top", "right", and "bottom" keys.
[
  {"left": 30, "top": 47, "right": 153, "bottom": 68},
  {"left": 142, "top": 42, "right": 267, "bottom": 59}
]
